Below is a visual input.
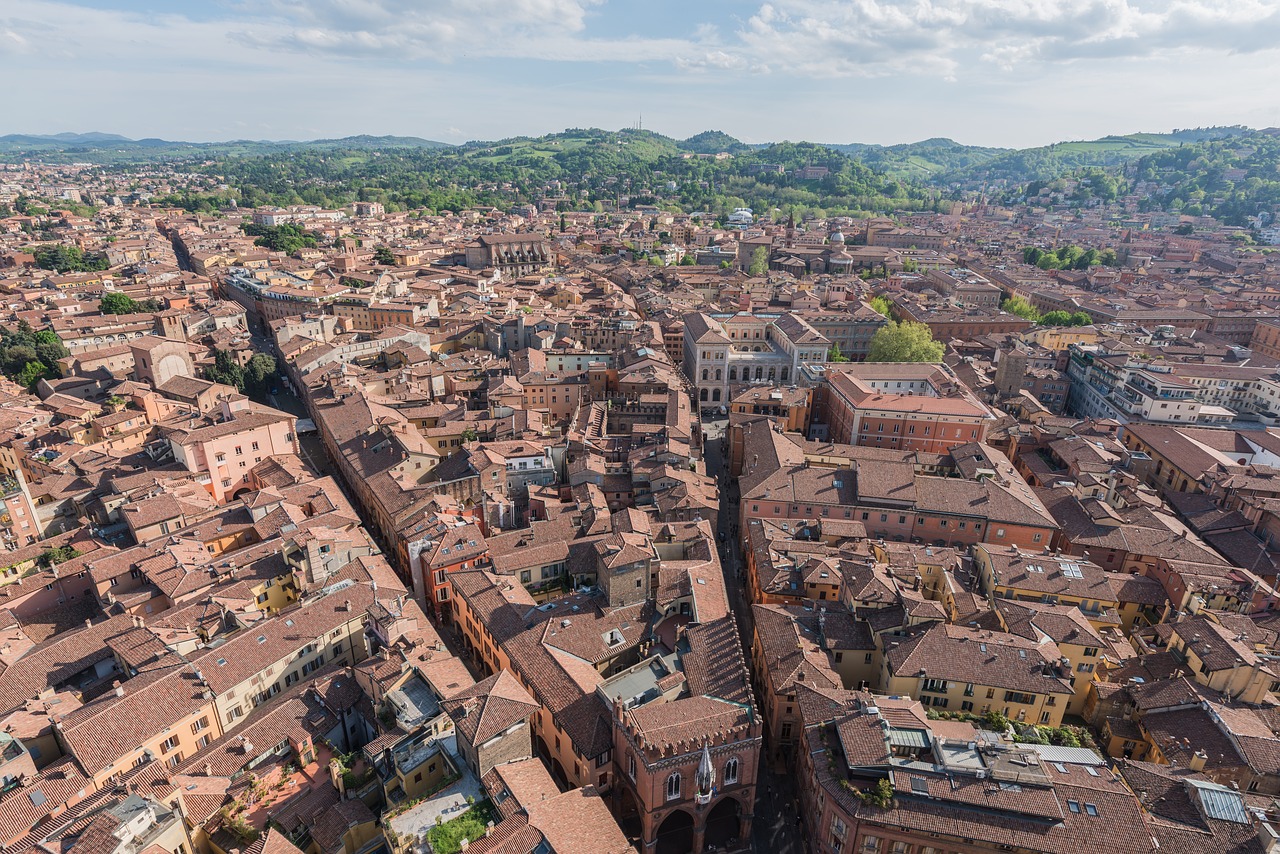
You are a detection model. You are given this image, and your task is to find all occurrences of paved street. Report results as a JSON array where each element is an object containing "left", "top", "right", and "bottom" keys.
[{"left": 703, "top": 418, "right": 804, "bottom": 854}]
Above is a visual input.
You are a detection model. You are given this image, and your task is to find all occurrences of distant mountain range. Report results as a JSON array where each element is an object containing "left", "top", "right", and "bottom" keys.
[
  {"left": 0, "top": 132, "right": 453, "bottom": 162},
  {"left": 1, "top": 125, "right": 1271, "bottom": 190}
]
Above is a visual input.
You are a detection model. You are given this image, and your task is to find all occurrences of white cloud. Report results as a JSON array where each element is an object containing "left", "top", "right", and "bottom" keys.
[
  {"left": 726, "top": 0, "right": 1280, "bottom": 78},
  {"left": 4, "top": 0, "right": 1280, "bottom": 146},
  {"left": 237, "top": 0, "right": 700, "bottom": 63}
]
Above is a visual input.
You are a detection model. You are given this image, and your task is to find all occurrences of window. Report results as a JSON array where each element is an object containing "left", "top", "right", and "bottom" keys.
[
  {"left": 724, "top": 757, "right": 739, "bottom": 784},
  {"left": 167, "top": 754, "right": 183, "bottom": 768},
  {"left": 235, "top": 446, "right": 243, "bottom": 455},
  {"left": 197, "top": 734, "right": 212, "bottom": 748},
  {"left": 191, "top": 717, "right": 209, "bottom": 734},
  {"left": 1084, "top": 803, "right": 1099, "bottom": 817},
  {"left": 628, "top": 753, "right": 636, "bottom": 781},
  {"left": 922, "top": 678, "right": 949, "bottom": 694},
  {"left": 160, "top": 735, "right": 180, "bottom": 754},
  {"left": 251, "top": 442, "right": 259, "bottom": 451},
  {"left": 666, "top": 772, "right": 681, "bottom": 801},
  {"left": 861, "top": 836, "right": 881, "bottom": 854}
]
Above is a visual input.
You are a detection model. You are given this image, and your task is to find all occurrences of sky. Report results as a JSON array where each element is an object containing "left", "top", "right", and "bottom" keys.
[{"left": 4, "top": 0, "right": 1280, "bottom": 148}]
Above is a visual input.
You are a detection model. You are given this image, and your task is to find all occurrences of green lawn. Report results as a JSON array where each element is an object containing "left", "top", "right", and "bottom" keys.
[{"left": 424, "top": 800, "right": 498, "bottom": 854}]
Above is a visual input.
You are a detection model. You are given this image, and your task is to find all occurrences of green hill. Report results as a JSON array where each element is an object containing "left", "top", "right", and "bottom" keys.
[
  {"left": 939, "top": 126, "right": 1254, "bottom": 187},
  {"left": 827, "top": 137, "right": 1007, "bottom": 182}
]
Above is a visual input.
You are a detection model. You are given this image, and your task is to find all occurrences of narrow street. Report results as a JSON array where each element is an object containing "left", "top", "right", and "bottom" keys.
[{"left": 703, "top": 418, "right": 804, "bottom": 854}]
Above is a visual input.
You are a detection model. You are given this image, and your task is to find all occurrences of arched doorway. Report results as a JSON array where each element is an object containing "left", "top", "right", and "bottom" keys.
[
  {"left": 655, "top": 809, "right": 694, "bottom": 854},
  {"left": 705, "top": 796, "right": 742, "bottom": 849},
  {"left": 616, "top": 786, "right": 642, "bottom": 842}
]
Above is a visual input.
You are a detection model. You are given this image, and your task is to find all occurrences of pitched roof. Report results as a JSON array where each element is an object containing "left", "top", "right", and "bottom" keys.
[{"left": 441, "top": 671, "right": 539, "bottom": 746}]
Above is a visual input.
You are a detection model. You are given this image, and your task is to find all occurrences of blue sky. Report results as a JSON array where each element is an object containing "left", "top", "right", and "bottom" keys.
[{"left": 4, "top": 0, "right": 1280, "bottom": 147}]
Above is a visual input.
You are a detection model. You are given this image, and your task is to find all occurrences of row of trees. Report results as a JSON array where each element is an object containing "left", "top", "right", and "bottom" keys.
[
  {"left": 1001, "top": 296, "right": 1092, "bottom": 326},
  {"left": 34, "top": 245, "right": 110, "bottom": 274},
  {"left": 1021, "top": 245, "right": 1119, "bottom": 271}
]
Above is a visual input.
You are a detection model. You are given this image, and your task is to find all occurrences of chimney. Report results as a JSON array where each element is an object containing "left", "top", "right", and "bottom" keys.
[
  {"left": 1189, "top": 749, "right": 1208, "bottom": 772},
  {"left": 113, "top": 681, "right": 124, "bottom": 698}
]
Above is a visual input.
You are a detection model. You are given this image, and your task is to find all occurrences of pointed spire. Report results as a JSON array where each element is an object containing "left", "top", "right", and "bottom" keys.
[{"left": 696, "top": 741, "right": 715, "bottom": 796}]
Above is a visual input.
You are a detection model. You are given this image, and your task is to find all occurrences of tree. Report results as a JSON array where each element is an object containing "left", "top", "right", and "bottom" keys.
[
  {"left": 205, "top": 349, "right": 245, "bottom": 390},
  {"left": 99, "top": 292, "right": 139, "bottom": 315},
  {"left": 1040, "top": 310, "right": 1073, "bottom": 327},
  {"left": 1069, "top": 311, "right": 1093, "bottom": 326},
  {"left": 373, "top": 247, "right": 395, "bottom": 265},
  {"left": 37, "top": 545, "right": 81, "bottom": 568},
  {"left": 828, "top": 343, "right": 849, "bottom": 363},
  {"left": 15, "top": 361, "right": 48, "bottom": 390},
  {"left": 869, "top": 296, "right": 893, "bottom": 317},
  {"left": 680, "top": 254, "right": 696, "bottom": 265},
  {"left": 867, "top": 321, "right": 943, "bottom": 363},
  {"left": 748, "top": 246, "right": 769, "bottom": 276},
  {"left": 1001, "top": 296, "right": 1041, "bottom": 322},
  {"left": 240, "top": 222, "right": 317, "bottom": 254},
  {"left": 243, "top": 354, "right": 278, "bottom": 398}
]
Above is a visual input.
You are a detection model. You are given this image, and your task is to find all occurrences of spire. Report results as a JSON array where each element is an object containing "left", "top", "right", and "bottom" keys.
[{"left": 696, "top": 741, "right": 715, "bottom": 799}]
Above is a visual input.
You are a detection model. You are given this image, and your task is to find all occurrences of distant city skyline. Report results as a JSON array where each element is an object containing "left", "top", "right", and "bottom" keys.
[{"left": 5, "top": 0, "right": 1280, "bottom": 148}]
